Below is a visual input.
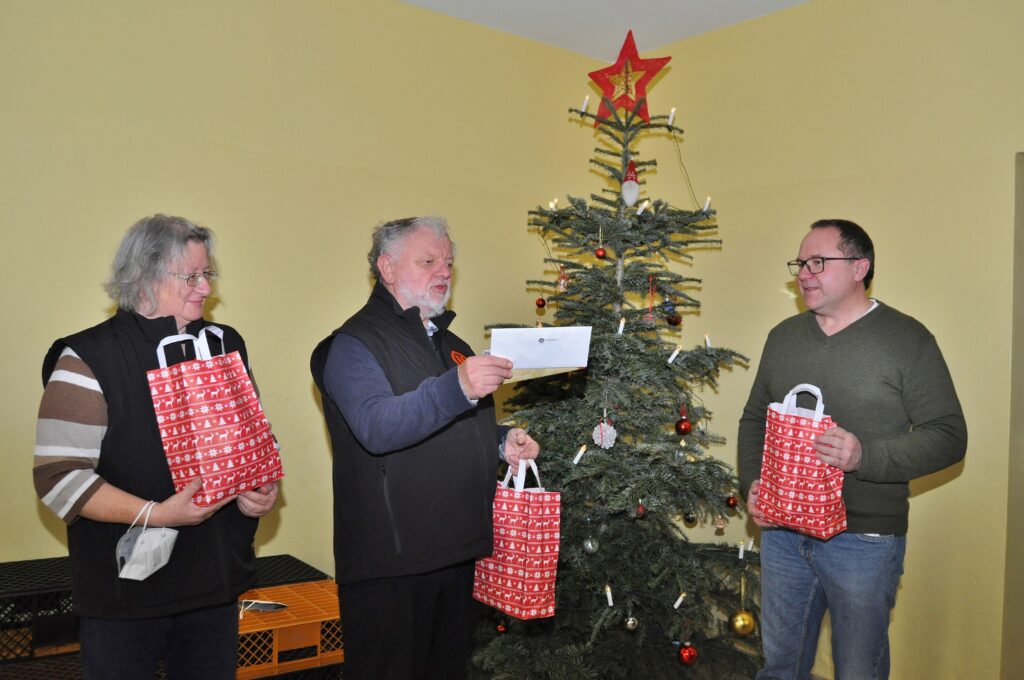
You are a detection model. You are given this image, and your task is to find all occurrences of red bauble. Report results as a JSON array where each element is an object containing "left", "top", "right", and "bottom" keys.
[
  {"left": 635, "top": 502, "right": 646, "bottom": 518},
  {"left": 595, "top": 246, "right": 608, "bottom": 259},
  {"left": 535, "top": 297, "right": 547, "bottom": 308},
  {"left": 678, "top": 642, "right": 699, "bottom": 665},
  {"left": 675, "top": 418, "right": 692, "bottom": 436},
  {"left": 726, "top": 495, "right": 738, "bottom": 509},
  {"left": 496, "top": 623, "right": 507, "bottom": 634},
  {"left": 667, "top": 313, "right": 682, "bottom": 326}
]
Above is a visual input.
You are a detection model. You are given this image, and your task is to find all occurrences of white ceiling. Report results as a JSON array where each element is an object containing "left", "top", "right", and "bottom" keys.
[{"left": 400, "top": 0, "right": 809, "bottom": 61}]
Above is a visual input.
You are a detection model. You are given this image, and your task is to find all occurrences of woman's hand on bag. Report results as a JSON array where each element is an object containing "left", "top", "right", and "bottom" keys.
[
  {"left": 152, "top": 478, "right": 231, "bottom": 527},
  {"left": 747, "top": 480, "right": 776, "bottom": 528},
  {"left": 237, "top": 481, "right": 280, "bottom": 518},
  {"left": 503, "top": 428, "right": 540, "bottom": 474},
  {"left": 814, "top": 426, "right": 862, "bottom": 471}
]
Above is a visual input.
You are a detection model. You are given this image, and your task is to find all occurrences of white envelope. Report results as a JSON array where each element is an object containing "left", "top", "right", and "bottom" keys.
[{"left": 489, "top": 327, "right": 592, "bottom": 382}]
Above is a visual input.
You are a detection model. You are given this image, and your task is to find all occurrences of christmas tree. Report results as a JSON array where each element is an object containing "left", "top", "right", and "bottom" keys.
[{"left": 472, "top": 33, "right": 762, "bottom": 679}]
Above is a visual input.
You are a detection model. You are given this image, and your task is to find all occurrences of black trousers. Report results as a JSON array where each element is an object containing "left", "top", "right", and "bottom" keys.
[
  {"left": 339, "top": 560, "right": 482, "bottom": 680},
  {"left": 79, "top": 602, "right": 238, "bottom": 680}
]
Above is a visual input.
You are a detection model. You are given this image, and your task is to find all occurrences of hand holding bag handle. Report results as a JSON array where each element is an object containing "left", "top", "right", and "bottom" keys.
[
  {"left": 780, "top": 383, "right": 827, "bottom": 423},
  {"left": 500, "top": 458, "right": 543, "bottom": 492}
]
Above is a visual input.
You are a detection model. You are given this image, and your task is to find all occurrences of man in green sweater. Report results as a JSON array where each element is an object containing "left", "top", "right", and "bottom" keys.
[{"left": 738, "top": 219, "right": 967, "bottom": 680}]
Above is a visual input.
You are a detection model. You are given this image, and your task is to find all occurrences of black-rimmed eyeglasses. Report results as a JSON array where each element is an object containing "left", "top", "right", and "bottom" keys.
[
  {"left": 169, "top": 271, "right": 219, "bottom": 287},
  {"left": 787, "top": 257, "right": 860, "bottom": 276}
]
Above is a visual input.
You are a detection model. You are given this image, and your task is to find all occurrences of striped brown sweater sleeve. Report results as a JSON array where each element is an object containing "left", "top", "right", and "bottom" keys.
[{"left": 34, "top": 347, "right": 107, "bottom": 523}]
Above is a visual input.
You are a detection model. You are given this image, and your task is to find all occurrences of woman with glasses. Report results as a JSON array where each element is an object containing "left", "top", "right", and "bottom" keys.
[{"left": 33, "top": 214, "right": 279, "bottom": 679}]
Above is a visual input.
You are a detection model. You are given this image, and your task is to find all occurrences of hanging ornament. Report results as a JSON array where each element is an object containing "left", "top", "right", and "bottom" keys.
[
  {"left": 644, "top": 275, "right": 656, "bottom": 322},
  {"left": 714, "top": 515, "right": 727, "bottom": 530},
  {"left": 496, "top": 622, "right": 507, "bottom": 634},
  {"left": 661, "top": 297, "right": 676, "bottom": 313},
  {"left": 556, "top": 265, "right": 570, "bottom": 293},
  {"left": 675, "top": 418, "right": 692, "bottom": 436},
  {"left": 625, "top": 616, "right": 639, "bottom": 631},
  {"left": 595, "top": 246, "right": 607, "bottom": 259},
  {"left": 730, "top": 575, "right": 756, "bottom": 636},
  {"left": 635, "top": 501, "right": 646, "bottom": 519},
  {"left": 667, "top": 313, "right": 682, "bottom": 327},
  {"left": 587, "top": 30, "right": 672, "bottom": 126},
  {"left": 621, "top": 160, "right": 640, "bottom": 206},
  {"left": 535, "top": 297, "right": 547, "bottom": 309},
  {"left": 583, "top": 537, "right": 600, "bottom": 553},
  {"left": 726, "top": 495, "right": 739, "bottom": 509},
  {"left": 678, "top": 641, "right": 699, "bottom": 665},
  {"left": 684, "top": 511, "right": 697, "bottom": 524},
  {"left": 593, "top": 414, "right": 617, "bottom": 449},
  {"left": 730, "top": 609, "right": 756, "bottom": 636}
]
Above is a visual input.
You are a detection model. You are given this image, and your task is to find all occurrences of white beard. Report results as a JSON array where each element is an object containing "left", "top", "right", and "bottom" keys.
[
  {"left": 398, "top": 283, "right": 451, "bottom": 319},
  {"left": 621, "top": 180, "right": 640, "bottom": 207}
]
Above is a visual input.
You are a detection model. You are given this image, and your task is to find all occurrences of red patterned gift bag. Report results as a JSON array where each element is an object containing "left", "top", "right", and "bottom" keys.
[
  {"left": 147, "top": 326, "right": 284, "bottom": 507},
  {"left": 473, "top": 459, "right": 560, "bottom": 619},
  {"left": 757, "top": 383, "right": 847, "bottom": 539}
]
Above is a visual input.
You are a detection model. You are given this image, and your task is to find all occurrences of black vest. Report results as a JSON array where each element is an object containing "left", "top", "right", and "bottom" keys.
[
  {"left": 42, "top": 310, "right": 258, "bottom": 619},
  {"left": 311, "top": 284, "right": 499, "bottom": 583}
]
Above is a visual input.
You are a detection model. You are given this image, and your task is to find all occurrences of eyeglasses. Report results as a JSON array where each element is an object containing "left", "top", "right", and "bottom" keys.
[
  {"left": 169, "top": 270, "right": 218, "bottom": 287},
  {"left": 787, "top": 257, "right": 861, "bottom": 276}
]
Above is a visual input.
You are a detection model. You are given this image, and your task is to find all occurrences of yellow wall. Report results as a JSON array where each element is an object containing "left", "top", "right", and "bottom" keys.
[
  {"left": 650, "top": 1, "right": 1023, "bottom": 677},
  {"left": 2, "top": 1, "right": 1021, "bottom": 678},
  {"left": 1, "top": 0, "right": 594, "bottom": 572},
  {"left": 1006, "top": 154, "right": 1024, "bottom": 677}
]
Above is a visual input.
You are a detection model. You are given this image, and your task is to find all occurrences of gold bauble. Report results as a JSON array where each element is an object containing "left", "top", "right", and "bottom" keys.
[{"left": 729, "top": 609, "right": 756, "bottom": 636}]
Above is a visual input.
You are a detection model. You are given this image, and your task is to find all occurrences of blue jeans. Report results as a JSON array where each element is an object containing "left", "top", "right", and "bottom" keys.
[
  {"left": 79, "top": 602, "right": 239, "bottom": 680},
  {"left": 757, "top": 529, "right": 906, "bottom": 680}
]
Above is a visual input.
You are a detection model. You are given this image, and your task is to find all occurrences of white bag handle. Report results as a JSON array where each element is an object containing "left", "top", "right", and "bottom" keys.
[
  {"left": 155, "top": 325, "right": 226, "bottom": 368},
  {"left": 196, "top": 325, "right": 225, "bottom": 360},
  {"left": 156, "top": 334, "right": 203, "bottom": 368},
  {"left": 501, "top": 458, "right": 542, "bottom": 492},
  {"left": 780, "top": 383, "right": 826, "bottom": 423}
]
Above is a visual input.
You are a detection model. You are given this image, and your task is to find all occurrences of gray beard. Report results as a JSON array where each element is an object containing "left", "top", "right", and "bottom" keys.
[{"left": 398, "top": 284, "right": 450, "bottom": 319}]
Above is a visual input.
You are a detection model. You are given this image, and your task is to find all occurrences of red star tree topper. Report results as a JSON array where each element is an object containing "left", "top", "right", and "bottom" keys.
[{"left": 587, "top": 30, "right": 671, "bottom": 126}]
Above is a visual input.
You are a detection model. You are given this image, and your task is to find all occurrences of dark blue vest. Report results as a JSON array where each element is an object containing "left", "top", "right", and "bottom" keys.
[
  {"left": 311, "top": 284, "right": 499, "bottom": 584},
  {"left": 43, "top": 310, "right": 258, "bottom": 618}
]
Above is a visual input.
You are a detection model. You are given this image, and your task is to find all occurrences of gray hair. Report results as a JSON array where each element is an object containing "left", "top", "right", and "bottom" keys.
[
  {"left": 367, "top": 216, "right": 453, "bottom": 279},
  {"left": 104, "top": 214, "right": 214, "bottom": 314}
]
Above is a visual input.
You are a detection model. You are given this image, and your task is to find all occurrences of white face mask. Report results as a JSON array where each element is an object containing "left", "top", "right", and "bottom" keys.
[{"left": 116, "top": 501, "right": 178, "bottom": 581}]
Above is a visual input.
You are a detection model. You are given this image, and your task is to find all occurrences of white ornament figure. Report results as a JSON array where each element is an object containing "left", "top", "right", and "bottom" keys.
[
  {"left": 621, "top": 160, "right": 640, "bottom": 206},
  {"left": 592, "top": 419, "right": 618, "bottom": 449}
]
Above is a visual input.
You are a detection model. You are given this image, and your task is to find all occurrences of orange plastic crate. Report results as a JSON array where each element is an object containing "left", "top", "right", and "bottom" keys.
[{"left": 236, "top": 580, "right": 343, "bottom": 679}]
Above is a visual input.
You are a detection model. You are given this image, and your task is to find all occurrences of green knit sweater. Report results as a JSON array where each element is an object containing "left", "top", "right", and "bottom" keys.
[{"left": 737, "top": 301, "right": 967, "bottom": 535}]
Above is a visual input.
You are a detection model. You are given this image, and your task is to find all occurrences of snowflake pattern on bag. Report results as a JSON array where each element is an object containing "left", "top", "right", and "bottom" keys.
[
  {"left": 148, "top": 351, "right": 284, "bottom": 507},
  {"left": 758, "top": 402, "right": 847, "bottom": 539},
  {"left": 473, "top": 485, "right": 561, "bottom": 619}
]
